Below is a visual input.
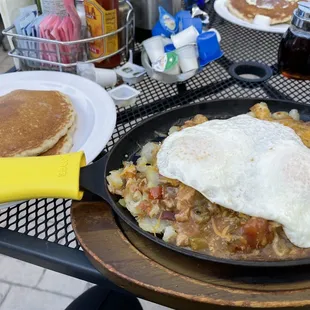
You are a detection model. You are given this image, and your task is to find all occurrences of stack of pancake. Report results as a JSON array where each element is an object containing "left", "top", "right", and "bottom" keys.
[
  {"left": 226, "top": 0, "right": 300, "bottom": 25},
  {"left": 0, "top": 90, "right": 76, "bottom": 157}
]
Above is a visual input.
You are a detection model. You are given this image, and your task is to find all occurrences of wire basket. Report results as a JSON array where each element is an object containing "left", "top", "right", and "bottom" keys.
[{"left": 2, "top": 2, "right": 135, "bottom": 73}]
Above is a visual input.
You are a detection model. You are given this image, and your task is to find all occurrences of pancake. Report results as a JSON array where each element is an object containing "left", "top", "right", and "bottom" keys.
[
  {"left": 0, "top": 90, "right": 76, "bottom": 157},
  {"left": 226, "top": 0, "right": 300, "bottom": 25},
  {"left": 41, "top": 119, "right": 76, "bottom": 156}
]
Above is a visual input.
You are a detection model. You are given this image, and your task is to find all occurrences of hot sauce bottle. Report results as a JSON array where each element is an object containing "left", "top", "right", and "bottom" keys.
[
  {"left": 84, "top": 0, "right": 121, "bottom": 68},
  {"left": 278, "top": 1, "right": 310, "bottom": 80}
]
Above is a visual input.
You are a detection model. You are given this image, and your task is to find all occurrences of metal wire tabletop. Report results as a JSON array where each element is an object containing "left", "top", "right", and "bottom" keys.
[{"left": 0, "top": 0, "right": 309, "bottom": 287}]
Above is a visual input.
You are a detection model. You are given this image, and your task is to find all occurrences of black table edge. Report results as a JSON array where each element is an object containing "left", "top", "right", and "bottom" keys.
[{"left": 0, "top": 228, "right": 127, "bottom": 295}]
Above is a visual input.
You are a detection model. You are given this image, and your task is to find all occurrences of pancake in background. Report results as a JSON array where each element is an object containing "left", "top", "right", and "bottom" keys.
[
  {"left": 0, "top": 90, "right": 76, "bottom": 157},
  {"left": 41, "top": 119, "right": 76, "bottom": 156},
  {"left": 226, "top": 0, "right": 299, "bottom": 25}
]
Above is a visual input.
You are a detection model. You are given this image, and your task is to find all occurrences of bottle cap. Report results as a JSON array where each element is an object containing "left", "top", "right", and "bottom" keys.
[{"left": 292, "top": 2, "right": 310, "bottom": 31}]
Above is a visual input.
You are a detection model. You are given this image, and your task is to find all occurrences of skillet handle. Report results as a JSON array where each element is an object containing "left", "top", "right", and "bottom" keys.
[
  {"left": 0, "top": 152, "right": 86, "bottom": 203},
  {"left": 79, "top": 153, "right": 111, "bottom": 202}
]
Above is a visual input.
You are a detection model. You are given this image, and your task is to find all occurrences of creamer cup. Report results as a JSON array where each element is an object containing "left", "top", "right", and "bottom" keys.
[
  {"left": 176, "top": 45, "right": 199, "bottom": 73},
  {"left": 171, "top": 26, "right": 199, "bottom": 49},
  {"left": 152, "top": 6, "right": 178, "bottom": 37},
  {"left": 153, "top": 51, "right": 181, "bottom": 75},
  {"left": 142, "top": 36, "right": 165, "bottom": 64}
]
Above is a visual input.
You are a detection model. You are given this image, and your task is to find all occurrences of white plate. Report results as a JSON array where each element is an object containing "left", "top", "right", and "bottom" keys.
[
  {"left": 214, "top": 0, "right": 289, "bottom": 34},
  {"left": 0, "top": 71, "right": 117, "bottom": 209}
]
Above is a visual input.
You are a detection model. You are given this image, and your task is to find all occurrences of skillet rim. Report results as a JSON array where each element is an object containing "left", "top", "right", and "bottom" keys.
[{"left": 104, "top": 98, "right": 310, "bottom": 268}]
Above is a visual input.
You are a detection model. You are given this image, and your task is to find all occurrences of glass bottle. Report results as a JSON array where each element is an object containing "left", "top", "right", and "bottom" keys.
[
  {"left": 278, "top": 1, "right": 310, "bottom": 80},
  {"left": 84, "top": 0, "right": 121, "bottom": 68}
]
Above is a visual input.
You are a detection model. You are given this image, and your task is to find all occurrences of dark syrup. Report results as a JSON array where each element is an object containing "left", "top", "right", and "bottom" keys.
[{"left": 278, "top": 28, "right": 310, "bottom": 80}]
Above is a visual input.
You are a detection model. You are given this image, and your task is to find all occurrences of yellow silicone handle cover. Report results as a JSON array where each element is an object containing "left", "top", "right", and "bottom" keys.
[{"left": 0, "top": 152, "right": 86, "bottom": 203}]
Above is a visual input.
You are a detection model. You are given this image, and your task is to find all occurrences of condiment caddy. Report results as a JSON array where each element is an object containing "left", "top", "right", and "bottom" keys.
[{"left": 2, "top": 0, "right": 135, "bottom": 73}]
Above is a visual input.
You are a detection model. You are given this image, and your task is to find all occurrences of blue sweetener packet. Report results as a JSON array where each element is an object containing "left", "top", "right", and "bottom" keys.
[
  {"left": 25, "top": 15, "right": 46, "bottom": 65},
  {"left": 20, "top": 4, "right": 38, "bottom": 17},
  {"left": 14, "top": 5, "right": 38, "bottom": 66}
]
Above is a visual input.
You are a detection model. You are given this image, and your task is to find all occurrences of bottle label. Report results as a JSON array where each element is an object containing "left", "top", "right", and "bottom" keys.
[
  {"left": 162, "top": 14, "right": 176, "bottom": 31},
  {"left": 41, "top": 0, "right": 67, "bottom": 17},
  {"left": 153, "top": 52, "right": 178, "bottom": 72},
  {"left": 84, "top": 0, "right": 119, "bottom": 61}
]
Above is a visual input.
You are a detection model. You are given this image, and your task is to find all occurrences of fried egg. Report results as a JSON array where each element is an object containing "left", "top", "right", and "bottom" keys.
[{"left": 157, "top": 115, "right": 310, "bottom": 248}]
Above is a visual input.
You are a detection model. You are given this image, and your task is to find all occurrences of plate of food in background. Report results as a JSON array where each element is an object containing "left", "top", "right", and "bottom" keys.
[
  {"left": 214, "top": 0, "right": 302, "bottom": 33},
  {"left": 0, "top": 71, "right": 116, "bottom": 209}
]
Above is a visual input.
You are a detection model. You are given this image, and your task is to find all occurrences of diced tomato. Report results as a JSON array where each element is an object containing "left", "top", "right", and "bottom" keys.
[
  {"left": 149, "top": 186, "right": 163, "bottom": 199},
  {"left": 241, "top": 217, "right": 274, "bottom": 249}
]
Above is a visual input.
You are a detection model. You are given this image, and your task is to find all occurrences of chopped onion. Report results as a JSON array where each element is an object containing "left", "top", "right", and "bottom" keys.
[
  {"left": 289, "top": 109, "right": 300, "bottom": 121},
  {"left": 272, "top": 233, "right": 289, "bottom": 257}
]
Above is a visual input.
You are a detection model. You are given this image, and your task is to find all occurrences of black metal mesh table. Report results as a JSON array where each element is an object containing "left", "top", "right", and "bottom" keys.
[{"left": 1, "top": 0, "right": 310, "bottom": 286}]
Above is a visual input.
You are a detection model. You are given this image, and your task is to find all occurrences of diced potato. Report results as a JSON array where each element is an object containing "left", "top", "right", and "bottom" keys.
[
  {"left": 145, "top": 166, "right": 160, "bottom": 188},
  {"left": 140, "top": 142, "right": 160, "bottom": 164},
  {"left": 163, "top": 226, "right": 177, "bottom": 243},
  {"left": 138, "top": 217, "right": 170, "bottom": 234},
  {"left": 107, "top": 170, "right": 123, "bottom": 191},
  {"left": 176, "top": 233, "right": 189, "bottom": 247},
  {"left": 137, "top": 156, "right": 148, "bottom": 172},
  {"left": 124, "top": 198, "right": 142, "bottom": 216},
  {"left": 272, "top": 111, "right": 290, "bottom": 120},
  {"left": 132, "top": 190, "right": 142, "bottom": 202},
  {"left": 120, "top": 162, "right": 136, "bottom": 178},
  {"left": 250, "top": 102, "right": 272, "bottom": 120},
  {"left": 192, "top": 114, "right": 208, "bottom": 124},
  {"left": 149, "top": 204, "right": 160, "bottom": 218}
]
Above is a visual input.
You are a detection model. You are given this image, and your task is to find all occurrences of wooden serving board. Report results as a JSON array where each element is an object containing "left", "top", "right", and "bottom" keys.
[{"left": 71, "top": 201, "right": 310, "bottom": 309}]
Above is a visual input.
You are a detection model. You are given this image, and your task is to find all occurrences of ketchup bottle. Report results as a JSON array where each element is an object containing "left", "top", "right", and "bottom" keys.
[{"left": 84, "top": 0, "right": 121, "bottom": 68}]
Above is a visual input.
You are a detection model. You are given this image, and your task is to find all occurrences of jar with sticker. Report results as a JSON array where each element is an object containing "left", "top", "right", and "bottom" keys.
[{"left": 278, "top": 1, "right": 310, "bottom": 80}]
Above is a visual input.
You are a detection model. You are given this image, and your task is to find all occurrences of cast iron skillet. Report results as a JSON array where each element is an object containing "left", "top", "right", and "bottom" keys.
[{"left": 81, "top": 98, "right": 310, "bottom": 267}]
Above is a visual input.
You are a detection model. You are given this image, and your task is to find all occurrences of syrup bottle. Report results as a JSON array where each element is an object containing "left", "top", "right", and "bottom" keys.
[
  {"left": 278, "top": 1, "right": 310, "bottom": 80},
  {"left": 84, "top": 0, "right": 121, "bottom": 68}
]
